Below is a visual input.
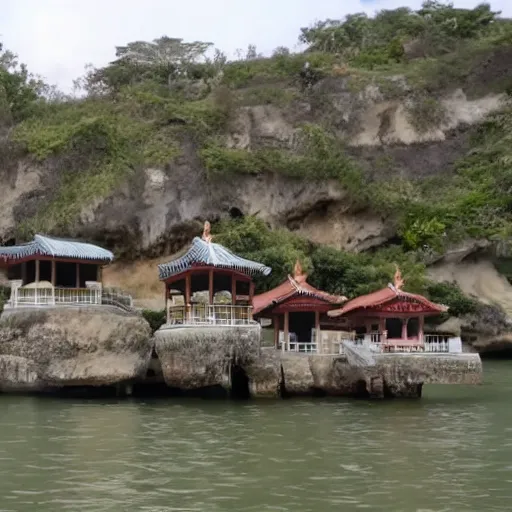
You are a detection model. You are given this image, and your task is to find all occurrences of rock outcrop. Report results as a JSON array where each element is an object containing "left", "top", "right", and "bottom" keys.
[
  {"left": 0, "top": 307, "right": 152, "bottom": 391},
  {"left": 153, "top": 324, "right": 261, "bottom": 390}
]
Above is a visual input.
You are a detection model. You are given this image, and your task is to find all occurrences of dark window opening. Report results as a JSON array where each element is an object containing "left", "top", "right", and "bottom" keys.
[
  {"left": 56, "top": 262, "right": 77, "bottom": 287},
  {"left": 386, "top": 318, "right": 403, "bottom": 339},
  {"left": 407, "top": 318, "right": 419, "bottom": 338}
]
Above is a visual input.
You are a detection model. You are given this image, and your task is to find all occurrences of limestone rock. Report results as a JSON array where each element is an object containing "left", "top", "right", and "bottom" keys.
[
  {"left": 281, "top": 353, "right": 315, "bottom": 395},
  {"left": 0, "top": 307, "right": 152, "bottom": 390},
  {"left": 245, "top": 348, "right": 282, "bottom": 398},
  {"left": 154, "top": 325, "right": 260, "bottom": 390}
]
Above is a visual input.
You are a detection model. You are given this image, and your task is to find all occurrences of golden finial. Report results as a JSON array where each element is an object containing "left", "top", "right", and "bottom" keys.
[
  {"left": 393, "top": 264, "right": 405, "bottom": 290},
  {"left": 293, "top": 259, "right": 307, "bottom": 282},
  {"left": 202, "top": 221, "right": 213, "bottom": 243}
]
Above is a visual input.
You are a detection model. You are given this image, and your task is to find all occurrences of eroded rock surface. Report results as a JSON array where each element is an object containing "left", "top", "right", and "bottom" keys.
[
  {"left": 0, "top": 307, "right": 152, "bottom": 391},
  {"left": 154, "top": 325, "right": 261, "bottom": 390}
]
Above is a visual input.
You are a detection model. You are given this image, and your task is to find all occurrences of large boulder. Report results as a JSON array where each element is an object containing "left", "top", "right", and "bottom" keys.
[
  {"left": 153, "top": 324, "right": 261, "bottom": 390},
  {"left": 0, "top": 307, "right": 152, "bottom": 391}
]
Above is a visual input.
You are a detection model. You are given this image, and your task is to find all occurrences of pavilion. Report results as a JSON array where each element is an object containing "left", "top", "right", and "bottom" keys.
[
  {"left": 158, "top": 222, "right": 271, "bottom": 326},
  {"left": 0, "top": 234, "right": 122, "bottom": 308},
  {"left": 252, "top": 261, "right": 347, "bottom": 352},
  {"left": 328, "top": 267, "right": 449, "bottom": 352}
]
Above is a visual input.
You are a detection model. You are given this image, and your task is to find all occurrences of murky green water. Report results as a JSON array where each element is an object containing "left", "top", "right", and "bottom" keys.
[{"left": 1, "top": 361, "right": 511, "bottom": 512}]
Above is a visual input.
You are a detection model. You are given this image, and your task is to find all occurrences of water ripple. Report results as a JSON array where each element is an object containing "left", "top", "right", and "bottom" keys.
[{"left": 0, "top": 362, "right": 512, "bottom": 511}]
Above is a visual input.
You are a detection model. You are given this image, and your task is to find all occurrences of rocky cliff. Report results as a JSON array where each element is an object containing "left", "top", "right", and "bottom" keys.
[{"left": 1, "top": 4, "right": 512, "bottom": 347}]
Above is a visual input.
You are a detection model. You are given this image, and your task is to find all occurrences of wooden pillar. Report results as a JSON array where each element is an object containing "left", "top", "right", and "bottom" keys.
[
  {"left": 51, "top": 260, "right": 56, "bottom": 286},
  {"left": 283, "top": 311, "right": 289, "bottom": 352},
  {"left": 97, "top": 265, "right": 102, "bottom": 283},
  {"left": 185, "top": 274, "right": 191, "bottom": 320},
  {"left": 165, "top": 284, "right": 169, "bottom": 323},
  {"left": 401, "top": 318, "right": 408, "bottom": 340},
  {"left": 274, "top": 315, "right": 280, "bottom": 349},
  {"left": 249, "top": 281, "right": 255, "bottom": 320},
  {"left": 208, "top": 269, "right": 214, "bottom": 305},
  {"left": 379, "top": 317, "right": 386, "bottom": 334},
  {"left": 419, "top": 315, "right": 424, "bottom": 343},
  {"left": 21, "top": 262, "right": 27, "bottom": 285},
  {"left": 231, "top": 276, "right": 237, "bottom": 305},
  {"left": 35, "top": 259, "right": 40, "bottom": 283},
  {"left": 315, "top": 310, "right": 321, "bottom": 353},
  {"left": 75, "top": 263, "right": 80, "bottom": 288}
]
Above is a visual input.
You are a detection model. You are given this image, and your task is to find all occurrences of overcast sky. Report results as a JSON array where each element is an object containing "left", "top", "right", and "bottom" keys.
[{"left": 2, "top": 0, "right": 511, "bottom": 92}]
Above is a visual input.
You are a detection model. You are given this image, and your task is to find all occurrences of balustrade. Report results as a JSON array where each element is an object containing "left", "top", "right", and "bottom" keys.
[{"left": 167, "top": 304, "right": 254, "bottom": 326}]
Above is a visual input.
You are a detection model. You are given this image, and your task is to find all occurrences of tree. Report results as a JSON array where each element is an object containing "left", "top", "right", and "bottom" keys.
[
  {"left": 0, "top": 43, "right": 46, "bottom": 123},
  {"left": 113, "top": 37, "right": 213, "bottom": 86}
]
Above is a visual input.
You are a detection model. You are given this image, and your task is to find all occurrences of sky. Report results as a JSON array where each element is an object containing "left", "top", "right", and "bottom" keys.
[{"left": 1, "top": 0, "right": 511, "bottom": 92}]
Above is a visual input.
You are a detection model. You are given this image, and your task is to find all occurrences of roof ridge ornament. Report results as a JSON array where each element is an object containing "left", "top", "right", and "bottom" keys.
[
  {"left": 202, "top": 221, "right": 213, "bottom": 244},
  {"left": 293, "top": 259, "right": 307, "bottom": 283},
  {"left": 393, "top": 264, "right": 405, "bottom": 291}
]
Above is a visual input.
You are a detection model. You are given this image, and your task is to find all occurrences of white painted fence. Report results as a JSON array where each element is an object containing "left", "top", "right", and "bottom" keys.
[
  {"left": 7, "top": 281, "right": 133, "bottom": 311},
  {"left": 167, "top": 304, "right": 254, "bottom": 326}
]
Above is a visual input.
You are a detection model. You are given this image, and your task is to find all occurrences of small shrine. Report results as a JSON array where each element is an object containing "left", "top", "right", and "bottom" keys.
[
  {"left": 328, "top": 266, "right": 448, "bottom": 351},
  {"left": 252, "top": 261, "right": 346, "bottom": 352},
  {"left": 158, "top": 221, "right": 272, "bottom": 325},
  {"left": 0, "top": 234, "right": 117, "bottom": 308}
]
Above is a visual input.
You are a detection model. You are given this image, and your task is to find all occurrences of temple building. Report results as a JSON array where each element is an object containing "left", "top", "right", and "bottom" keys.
[
  {"left": 0, "top": 234, "right": 130, "bottom": 309},
  {"left": 328, "top": 267, "right": 450, "bottom": 352},
  {"left": 252, "top": 261, "right": 347, "bottom": 353},
  {"left": 158, "top": 222, "right": 271, "bottom": 326}
]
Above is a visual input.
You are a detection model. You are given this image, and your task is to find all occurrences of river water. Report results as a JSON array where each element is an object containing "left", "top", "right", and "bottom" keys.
[{"left": 0, "top": 361, "right": 511, "bottom": 512}]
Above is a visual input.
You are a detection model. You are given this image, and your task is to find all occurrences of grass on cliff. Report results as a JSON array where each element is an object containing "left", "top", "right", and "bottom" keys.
[
  {"left": 11, "top": 87, "right": 230, "bottom": 236},
  {"left": 372, "top": 105, "right": 512, "bottom": 253}
]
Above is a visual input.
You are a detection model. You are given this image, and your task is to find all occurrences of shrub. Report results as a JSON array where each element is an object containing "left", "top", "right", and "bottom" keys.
[
  {"left": 425, "top": 281, "right": 478, "bottom": 317},
  {"left": 142, "top": 309, "right": 166, "bottom": 333}
]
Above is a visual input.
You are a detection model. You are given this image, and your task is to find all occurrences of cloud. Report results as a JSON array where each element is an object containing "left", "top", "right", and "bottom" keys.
[{"left": 1, "top": 0, "right": 510, "bottom": 92}]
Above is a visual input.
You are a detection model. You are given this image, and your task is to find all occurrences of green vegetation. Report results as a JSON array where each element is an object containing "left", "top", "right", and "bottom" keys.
[
  {"left": 215, "top": 216, "right": 477, "bottom": 317},
  {"left": 2, "top": 2, "right": 512, "bottom": 317},
  {"left": 142, "top": 309, "right": 166, "bottom": 333},
  {"left": 202, "top": 124, "right": 364, "bottom": 194}
]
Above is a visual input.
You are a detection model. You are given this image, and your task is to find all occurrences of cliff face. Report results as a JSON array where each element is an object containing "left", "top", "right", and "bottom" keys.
[
  {"left": 1, "top": 21, "right": 512, "bottom": 344},
  {"left": 1, "top": 47, "right": 509, "bottom": 258}
]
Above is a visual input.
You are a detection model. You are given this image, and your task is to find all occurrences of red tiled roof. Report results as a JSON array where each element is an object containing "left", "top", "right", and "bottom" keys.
[
  {"left": 327, "top": 284, "right": 448, "bottom": 317},
  {"left": 252, "top": 274, "right": 347, "bottom": 315}
]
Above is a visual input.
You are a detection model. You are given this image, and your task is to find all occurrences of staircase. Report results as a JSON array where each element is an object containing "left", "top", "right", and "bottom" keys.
[{"left": 341, "top": 340, "right": 377, "bottom": 367}]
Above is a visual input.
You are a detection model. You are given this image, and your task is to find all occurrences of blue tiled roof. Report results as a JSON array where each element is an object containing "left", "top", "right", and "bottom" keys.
[
  {"left": 0, "top": 234, "right": 114, "bottom": 263},
  {"left": 158, "top": 237, "right": 271, "bottom": 280}
]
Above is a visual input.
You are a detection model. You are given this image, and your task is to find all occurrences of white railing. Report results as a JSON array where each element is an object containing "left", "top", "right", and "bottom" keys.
[
  {"left": 12, "top": 287, "right": 101, "bottom": 306},
  {"left": 424, "top": 334, "right": 450, "bottom": 353},
  {"left": 8, "top": 282, "right": 134, "bottom": 311},
  {"left": 275, "top": 330, "right": 462, "bottom": 355},
  {"left": 167, "top": 304, "right": 254, "bottom": 326}
]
